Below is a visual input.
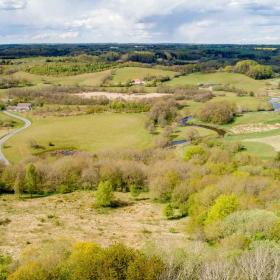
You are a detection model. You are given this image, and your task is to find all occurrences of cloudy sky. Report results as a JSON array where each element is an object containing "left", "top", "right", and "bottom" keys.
[{"left": 1, "top": 0, "right": 280, "bottom": 44}]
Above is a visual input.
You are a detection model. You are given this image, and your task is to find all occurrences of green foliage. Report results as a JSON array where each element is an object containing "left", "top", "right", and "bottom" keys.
[
  {"left": 163, "top": 204, "right": 174, "bottom": 219},
  {"left": 60, "top": 242, "right": 102, "bottom": 280},
  {"left": 8, "top": 262, "right": 48, "bottom": 280},
  {"left": 184, "top": 145, "right": 206, "bottom": 161},
  {"left": 27, "top": 62, "right": 115, "bottom": 76},
  {"left": 10, "top": 243, "right": 163, "bottom": 280},
  {"left": 205, "top": 194, "right": 239, "bottom": 225},
  {"left": 24, "top": 164, "right": 38, "bottom": 197},
  {"left": 95, "top": 181, "right": 114, "bottom": 208},
  {"left": 234, "top": 60, "right": 273, "bottom": 79},
  {"left": 0, "top": 255, "right": 11, "bottom": 280},
  {"left": 129, "top": 184, "right": 141, "bottom": 198}
]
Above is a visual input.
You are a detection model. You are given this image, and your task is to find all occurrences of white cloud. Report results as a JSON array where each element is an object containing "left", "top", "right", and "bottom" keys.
[
  {"left": 30, "top": 31, "right": 79, "bottom": 42},
  {"left": 1, "top": 0, "right": 280, "bottom": 43},
  {"left": 0, "top": 0, "right": 26, "bottom": 10}
]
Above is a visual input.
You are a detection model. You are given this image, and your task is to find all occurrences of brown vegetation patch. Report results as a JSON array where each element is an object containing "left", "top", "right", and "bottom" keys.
[
  {"left": 75, "top": 92, "right": 172, "bottom": 100},
  {"left": 230, "top": 123, "right": 280, "bottom": 134},
  {"left": 0, "top": 192, "right": 187, "bottom": 259}
]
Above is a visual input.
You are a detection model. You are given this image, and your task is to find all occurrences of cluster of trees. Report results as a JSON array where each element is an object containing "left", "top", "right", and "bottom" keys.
[
  {"left": 126, "top": 51, "right": 157, "bottom": 64},
  {"left": 226, "top": 60, "right": 273, "bottom": 79},
  {"left": 6, "top": 243, "right": 163, "bottom": 280},
  {"left": 0, "top": 77, "right": 32, "bottom": 89},
  {"left": 27, "top": 61, "right": 116, "bottom": 76},
  {"left": 146, "top": 99, "right": 178, "bottom": 130},
  {"left": 156, "top": 85, "right": 214, "bottom": 102},
  {"left": 4, "top": 234, "right": 280, "bottom": 279},
  {"left": 196, "top": 100, "right": 237, "bottom": 124},
  {"left": 7, "top": 86, "right": 152, "bottom": 114}
]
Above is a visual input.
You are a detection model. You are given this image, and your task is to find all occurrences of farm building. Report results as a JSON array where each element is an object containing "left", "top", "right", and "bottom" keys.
[
  {"left": 131, "top": 79, "right": 145, "bottom": 85},
  {"left": 9, "top": 103, "right": 32, "bottom": 112}
]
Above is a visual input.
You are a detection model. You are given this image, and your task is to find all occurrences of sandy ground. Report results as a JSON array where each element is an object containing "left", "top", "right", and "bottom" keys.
[
  {"left": 0, "top": 192, "right": 188, "bottom": 259},
  {"left": 75, "top": 92, "right": 172, "bottom": 100},
  {"left": 230, "top": 123, "right": 280, "bottom": 134},
  {"left": 244, "top": 135, "right": 280, "bottom": 151}
]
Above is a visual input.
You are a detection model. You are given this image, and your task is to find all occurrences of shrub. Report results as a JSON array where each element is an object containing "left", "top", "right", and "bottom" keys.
[
  {"left": 205, "top": 194, "right": 239, "bottom": 225},
  {"left": 60, "top": 242, "right": 102, "bottom": 280},
  {"left": 197, "top": 100, "right": 237, "bottom": 124},
  {"left": 206, "top": 209, "right": 279, "bottom": 241},
  {"left": 163, "top": 204, "right": 174, "bottom": 219},
  {"left": 95, "top": 181, "right": 114, "bottom": 208},
  {"left": 8, "top": 262, "right": 48, "bottom": 280},
  {"left": 126, "top": 254, "right": 164, "bottom": 280},
  {"left": 184, "top": 145, "right": 206, "bottom": 161},
  {"left": 25, "top": 164, "right": 38, "bottom": 197}
]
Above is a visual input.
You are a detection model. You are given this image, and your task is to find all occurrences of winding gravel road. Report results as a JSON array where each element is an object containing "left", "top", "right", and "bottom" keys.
[{"left": 0, "top": 111, "right": 31, "bottom": 165}]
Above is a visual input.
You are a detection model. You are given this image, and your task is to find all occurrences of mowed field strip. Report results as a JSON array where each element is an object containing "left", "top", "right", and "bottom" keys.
[{"left": 244, "top": 135, "right": 280, "bottom": 151}]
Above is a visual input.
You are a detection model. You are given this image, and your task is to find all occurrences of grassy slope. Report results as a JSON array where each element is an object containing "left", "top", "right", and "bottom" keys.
[
  {"left": 0, "top": 112, "right": 23, "bottom": 137},
  {"left": 10, "top": 70, "right": 111, "bottom": 87},
  {"left": 4, "top": 113, "right": 154, "bottom": 163},
  {"left": 112, "top": 67, "right": 177, "bottom": 83},
  {"left": 225, "top": 111, "right": 280, "bottom": 128},
  {"left": 166, "top": 72, "right": 268, "bottom": 92}
]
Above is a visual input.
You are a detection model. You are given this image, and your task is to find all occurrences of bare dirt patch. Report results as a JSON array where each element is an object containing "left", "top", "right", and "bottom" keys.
[
  {"left": 0, "top": 192, "right": 187, "bottom": 259},
  {"left": 230, "top": 123, "right": 280, "bottom": 134},
  {"left": 75, "top": 92, "right": 172, "bottom": 100}
]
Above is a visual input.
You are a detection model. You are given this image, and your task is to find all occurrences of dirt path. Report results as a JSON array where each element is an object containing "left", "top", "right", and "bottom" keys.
[{"left": 0, "top": 111, "right": 31, "bottom": 165}]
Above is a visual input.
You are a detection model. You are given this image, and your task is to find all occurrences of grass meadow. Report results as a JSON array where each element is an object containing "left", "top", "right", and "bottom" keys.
[{"left": 4, "top": 113, "right": 154, "bottom": 163}]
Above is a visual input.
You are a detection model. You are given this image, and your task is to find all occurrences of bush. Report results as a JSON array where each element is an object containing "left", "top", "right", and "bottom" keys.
[
  {"left": 197, "top": 100, "right": 237, "bottom": 124},
  {"left": 8, "top": 262, "right": 48, "bottom": 280},
  {"left": 184, "top": 145, "right": 206, "bottom": 161},
  {"left": 205, "top": 194, "right": 239, "bottom": 225},
  {"left": 95, "top": 181, "right": 114, "bottom": 208},
  {"left": 163, "top": 204, "right": 174, "bottom": 219}
]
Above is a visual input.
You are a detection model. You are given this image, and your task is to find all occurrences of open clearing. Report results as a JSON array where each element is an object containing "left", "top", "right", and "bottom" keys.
[
  {"left": 244, "top": 135, "right": 280, "bottom": 151},
  {"left": 4, "top": 113, "right": 154, "bottom": 163},
  {"left": 10, "top": 70, "right": 112, "bottom": 87},
  {"left": 166, "top": 72, "right": 271, "bottom": 93},
  {"left": 112, "top": 67, "right": 177, "bottom": 83},
  {"left": 0, "top": 192, "right": 187, "bottom": 259}
]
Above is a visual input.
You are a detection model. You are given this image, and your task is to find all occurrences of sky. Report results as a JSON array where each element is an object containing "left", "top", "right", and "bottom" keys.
[{"left": 1, "top": 0, "right": 280, "bottom": 44}]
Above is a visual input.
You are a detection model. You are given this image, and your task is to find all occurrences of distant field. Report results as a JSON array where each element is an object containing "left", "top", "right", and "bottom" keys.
[
  {"left": 4, "top": 113, "right": 154, "bottom": 163},
  {"left": 10, "top": 70, "right": 111, "bottom": 87},
  {"left": 166, "top": 72, "right": 269, "bottom": 92},
  {"left": 112, "top": 67, "right": 177, "bottom": 83},
  {"left": 225, "top": 111, "right": 280, "bottom": 127}
]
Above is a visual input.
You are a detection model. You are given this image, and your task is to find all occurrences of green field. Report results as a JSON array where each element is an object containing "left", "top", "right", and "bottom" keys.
[
  {"left": 241, "top": 142, "right": 277, "bottom": 159},
  {"left": 225, "top": 111, "right": 280, "bottom": 127},
  {"left": 111, "top": 67, "right": 177, "bottom": 83},
  {"left": 166, "top": 72, "right": 270, "bottom": 92},
  {"left": 174, "top": 125, "right": 217, "bottom": 141},
  {"left": 9, "top": 70, "right": 111, "bottom": 88},
  {"left": 4, "top": 113, "right": 154, "bottom": 163}
]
